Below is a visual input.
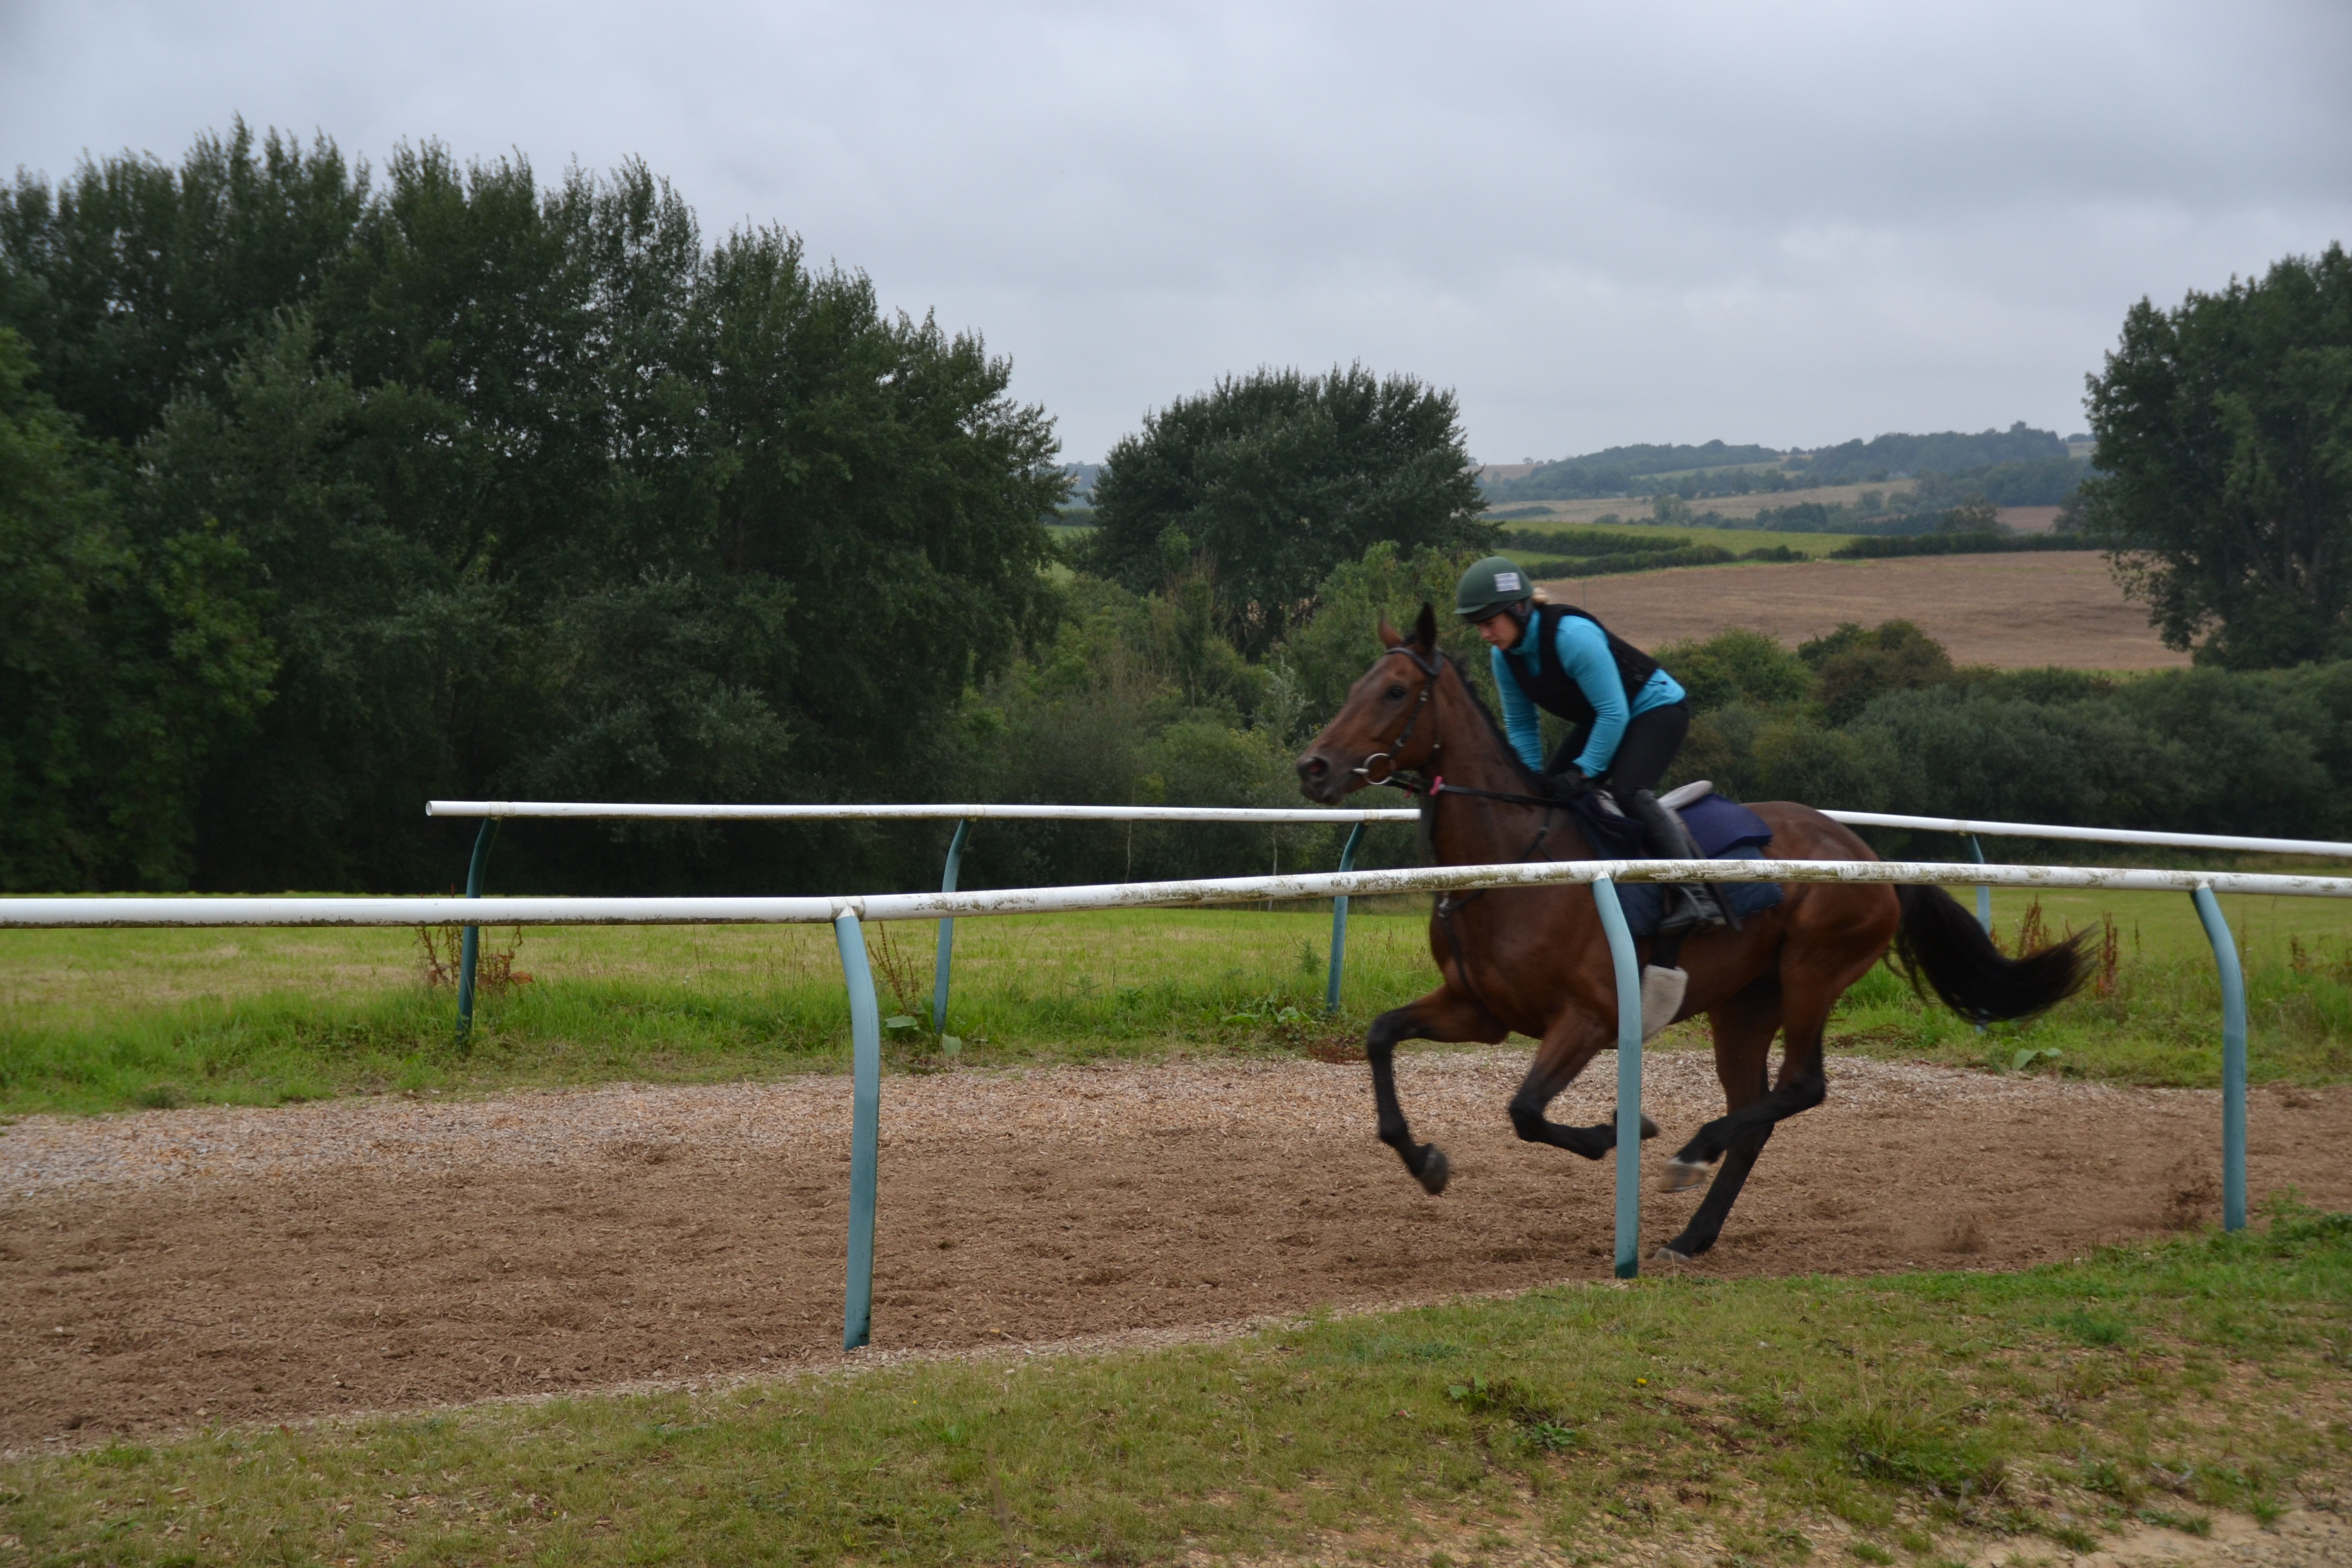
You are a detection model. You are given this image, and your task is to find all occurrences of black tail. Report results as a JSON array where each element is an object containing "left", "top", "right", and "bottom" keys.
[{"left": 1889, "top": 885, "right": 2088, "bottom": 1023}]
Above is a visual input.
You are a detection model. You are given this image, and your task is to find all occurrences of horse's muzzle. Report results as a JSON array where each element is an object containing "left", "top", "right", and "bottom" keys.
[{"left": 1294, "top": 749, "right": 1342, "bottom": 803}]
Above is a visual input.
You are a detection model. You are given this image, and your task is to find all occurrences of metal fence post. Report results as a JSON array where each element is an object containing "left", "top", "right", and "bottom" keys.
[
  {"left": 455, "top": 818, "right": 499, "bottom": 1044},
  {"left": 836, "top": 910, "right": 884, "bottom": 1348},
  {"left": 931, "top": 820, "right": 971, "bottom": 1035},
  {"left": 1325, "top": 821, "right": 1367, "bottom": 1015},
  {"left": 1965, "top": 834, "right": 1992, "bottom": 933},
  {"left": 2190, "top": 886, "right": 2248, "bottom": 1233},
  {"left": 1590, "top": 875, "right": 1644, "bottom": 1279}
]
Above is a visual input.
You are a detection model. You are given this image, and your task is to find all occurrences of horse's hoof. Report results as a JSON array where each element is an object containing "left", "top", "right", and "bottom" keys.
[
  {"left": 1416, "top": 1146, "right": 1451, "bottom": 1196},
  {"left": 1607, "top": 1109, "right": 1660, "bottom": 1140},
  {"left": 1658, "top": 1158, "right": 1710, "bottom": 1193},
  {"left": 1652, "top": 1244, "right": 1694, "bottom": 1264}
]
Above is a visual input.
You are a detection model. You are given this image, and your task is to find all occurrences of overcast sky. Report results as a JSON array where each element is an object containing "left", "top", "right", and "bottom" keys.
[{"left": 4, "top": 1, "right": 2348, "bottom": 463}]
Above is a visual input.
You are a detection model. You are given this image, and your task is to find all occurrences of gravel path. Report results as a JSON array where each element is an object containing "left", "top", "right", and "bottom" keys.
[
  {"left": 5, "top": 1050, "right": 2348, "bottom": 1446},
  {"left": 0, "top": 1047, "right": 2190, "bottom": 1198}
]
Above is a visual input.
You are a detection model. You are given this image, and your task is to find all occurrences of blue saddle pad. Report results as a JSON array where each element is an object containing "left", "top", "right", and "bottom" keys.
[
  {"left": 1680, "top": 792, "right": 1774, "bottom": 856},
  {"left": 1610, "top": 845, "right": 1785, "bottom": 939},
  {"left": 1610, "top": 791, "right": 1781, "bottom": 938}
]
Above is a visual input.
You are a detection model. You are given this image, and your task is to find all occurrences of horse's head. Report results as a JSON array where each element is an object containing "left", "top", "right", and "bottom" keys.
[{"left": 1294, "top": 602, "right": 1447, "bottom": 803}]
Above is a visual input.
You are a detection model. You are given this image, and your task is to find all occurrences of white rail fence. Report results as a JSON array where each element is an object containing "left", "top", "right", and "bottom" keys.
[
  {"left": 10, "top": 853, "right": 2341, "bottom": 1346},
  {"left": 421, "top": 799, "right": 2352, "bottom": 1038},
  {"left": 423, "top": 799, "right": 1423, "bottom": 1034}
]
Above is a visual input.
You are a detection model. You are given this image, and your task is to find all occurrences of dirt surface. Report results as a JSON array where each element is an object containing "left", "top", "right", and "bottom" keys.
[
  {"left": 1547, "top": 550, "right": 2190, "bottom": 669},
  {"left": 5, "top": 1050, "right": 2346, "bottom": 1450}
]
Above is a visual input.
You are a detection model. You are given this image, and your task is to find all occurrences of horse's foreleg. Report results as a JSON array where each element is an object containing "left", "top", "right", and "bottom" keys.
[
  {"left": 1367, "top": 986, "right": 1504, "bottom": 1195},
  {"left": 1506, "top": 1014, "right": 1654, "bottom": 1162}
]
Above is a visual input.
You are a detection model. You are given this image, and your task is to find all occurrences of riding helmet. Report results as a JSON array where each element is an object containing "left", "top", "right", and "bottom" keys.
[{"left": 1454, "top": 555, "right": 1536, "bottom": 621}]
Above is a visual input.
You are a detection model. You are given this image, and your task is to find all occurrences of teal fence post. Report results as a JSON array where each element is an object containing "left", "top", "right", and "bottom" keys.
[
  {"left": 1590, "top": 874, "right": 1644, "bottom": 1279},
  {"left": 2190, "top": 886, "right": 2248, "bottom": 1233},
  {"left": 455, "top": 818, "right": 500, "bottom": 1045},
  {"left": 1325, "top": 821, "right": 1367, "bottom": 1015},
  {"left": 1966, "top": 834, "right": 1992, "bottom": 932},
  {"left": 931, "top": 820, "right": 970, "bottom": 1035},
  {"left": 836, "top": 910, "right": 884, "bottom": 1349}
]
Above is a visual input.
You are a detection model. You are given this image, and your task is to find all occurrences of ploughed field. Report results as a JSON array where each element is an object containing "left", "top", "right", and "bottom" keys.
[
  {"left": 1545, "top": 550, "right": 2190, "bottom": 670},
  {"left": 6, "top": 1048, "right": 2347, "bottom": 1448}
]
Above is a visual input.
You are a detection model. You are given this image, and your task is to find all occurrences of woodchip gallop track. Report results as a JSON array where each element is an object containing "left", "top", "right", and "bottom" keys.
[{"left": 6, "top": 1050, "right": 2348, "bottom": 1450}]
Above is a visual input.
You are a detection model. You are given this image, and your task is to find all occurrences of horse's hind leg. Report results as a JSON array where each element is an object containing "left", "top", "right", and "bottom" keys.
[
  {"left": 1367, "top": 986, "right": 1505, "bottom": 1196},
  {"left": 1506, "top": 1014, "right": 1659, "bottom": 1161},
  {"left": 1657, "top": 976, "right": 1780, "bottom": 1262}
]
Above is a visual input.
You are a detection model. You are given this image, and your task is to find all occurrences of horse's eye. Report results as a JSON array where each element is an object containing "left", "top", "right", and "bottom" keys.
[{"left": 1384, "top": 684, "right": 1407, "bottom": 700}]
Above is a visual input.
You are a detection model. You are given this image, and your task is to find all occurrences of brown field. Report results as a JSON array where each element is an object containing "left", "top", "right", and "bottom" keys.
[
  {"left": 4, "top": 1051, "right": 2344, "bottom": 1448},
  {"left": 1486, "top": 480, "right": 1903, "bottom": 525},
  {"left": 1547, "top": 550, "right": 2189, "bottom": 669}
]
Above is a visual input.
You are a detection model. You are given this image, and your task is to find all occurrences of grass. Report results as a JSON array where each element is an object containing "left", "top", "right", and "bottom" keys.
[
  {"left": 1501, "top": 520, "right": 1867, "bottom": 561},
  {"left": 2, "top": 885, "right": 2349, "bottom": 1116},
  {"left": 1483, "top": 481, "right": 1903, "bottom": 526},
  {"left": 4, "top": 1203, "right": 2347, "bottom": 1565},
  {"left": 1826, "top": 887, "right": 2352, "bottom": 1089}
]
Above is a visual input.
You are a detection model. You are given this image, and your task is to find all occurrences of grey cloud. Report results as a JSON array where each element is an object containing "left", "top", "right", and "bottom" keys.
[{"left": 4, "top": 0, "right": 2348, "bottom": 459}]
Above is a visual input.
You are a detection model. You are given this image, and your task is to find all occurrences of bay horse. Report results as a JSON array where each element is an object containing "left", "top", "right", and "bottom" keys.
[{"left": 1292, "top": 605, "right": 2085, "bottom": 1262}]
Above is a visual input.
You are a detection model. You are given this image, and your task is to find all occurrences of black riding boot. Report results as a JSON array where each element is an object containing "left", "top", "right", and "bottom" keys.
[{"left": 1627, "top": 789, "right": 1729, "bottom": 936}]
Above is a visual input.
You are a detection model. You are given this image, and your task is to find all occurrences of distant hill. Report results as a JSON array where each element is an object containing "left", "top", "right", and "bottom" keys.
[
  {"left": 1796, "top": 423, "right": 2065, "bottom": 484},
  {"left": 1481, "top": 440, "right": 1783, "bottom": 502},
  {"left": 1481, "top": 423, "right": 2080, "bottom": 505}
]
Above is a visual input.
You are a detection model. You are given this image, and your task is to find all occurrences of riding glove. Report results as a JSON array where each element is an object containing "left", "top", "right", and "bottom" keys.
[{"left": 1541, "top": 766, "right": 1592, "bottom": 802}]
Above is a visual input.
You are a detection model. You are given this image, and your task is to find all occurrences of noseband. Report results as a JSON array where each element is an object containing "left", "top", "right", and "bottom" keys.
[{"left": 1352, "top": 643, "right": 1443, "bottom": 786}]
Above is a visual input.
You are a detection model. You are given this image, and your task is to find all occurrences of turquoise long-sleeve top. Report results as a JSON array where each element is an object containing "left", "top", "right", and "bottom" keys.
[{"left": 1491, "top": 613, "right": 1686, "bottom": 775}]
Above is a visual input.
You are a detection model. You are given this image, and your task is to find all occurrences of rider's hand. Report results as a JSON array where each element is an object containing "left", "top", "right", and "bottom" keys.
[{"left": 1542, "top": 766, "right": 1591, "bottom": 801}]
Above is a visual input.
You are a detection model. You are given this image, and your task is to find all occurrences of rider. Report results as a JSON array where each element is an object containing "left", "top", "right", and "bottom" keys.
[{"left": 1454, "top": 555, "right": 1726, "bottom": 933}]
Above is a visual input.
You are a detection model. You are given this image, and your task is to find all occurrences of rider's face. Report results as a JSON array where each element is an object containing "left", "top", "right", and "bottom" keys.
[{"left": 1474, "top": 607, "right": 1523, "bottom": 648}]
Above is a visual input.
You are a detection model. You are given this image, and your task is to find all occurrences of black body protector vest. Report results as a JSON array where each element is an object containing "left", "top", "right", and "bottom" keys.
[{"left": 1512, "top": 603, "right": 1660, "bottom": 727}]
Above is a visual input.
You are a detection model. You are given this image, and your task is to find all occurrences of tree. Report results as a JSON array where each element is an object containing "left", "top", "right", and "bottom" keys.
[
  {"left": 3, "top": 129, "right": 1064, "bottom": 893},
  {"left": 0, "top": 328, "right": 271, "bottom": 889},
  {"left": 1084, "top": 365, "right": 1490, "bottom": 657},
  {"left": 2076, "top": 244, "right": 2352, "bottom": 668}
]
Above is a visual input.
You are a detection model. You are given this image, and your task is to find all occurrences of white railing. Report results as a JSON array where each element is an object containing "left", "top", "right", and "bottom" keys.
[
  {"left": 1823, "top": 810, "right": 2352, "bottom": 860},
  {"left": 419, "top": 798, "right": 2352, "bottom": 1038},
  {"left": 422, "top": 799, "right": 1420, "bottom": 1034},
  {"left": 4, "top": 853, "right": 2324, "bottom": 1346}
]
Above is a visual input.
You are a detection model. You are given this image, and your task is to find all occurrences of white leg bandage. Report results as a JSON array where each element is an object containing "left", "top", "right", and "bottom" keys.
[{"left": 1639, "top": 964, "right": 1688, "bottom": 1042}]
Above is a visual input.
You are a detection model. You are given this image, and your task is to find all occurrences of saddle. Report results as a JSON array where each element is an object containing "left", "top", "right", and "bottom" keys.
[{"left": 1600, "top": 781, "right": 1785, "bottom": 939}]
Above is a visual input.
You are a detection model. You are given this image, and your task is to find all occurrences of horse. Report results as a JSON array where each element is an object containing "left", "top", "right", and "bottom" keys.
[{"left": 1292, "top": 604, "right": 2086, "bottom": 1262}]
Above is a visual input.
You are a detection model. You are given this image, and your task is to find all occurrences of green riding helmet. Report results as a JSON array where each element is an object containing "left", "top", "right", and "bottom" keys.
[{"left": 1455, "top": 555, "right": 1536, "bottom": 622}]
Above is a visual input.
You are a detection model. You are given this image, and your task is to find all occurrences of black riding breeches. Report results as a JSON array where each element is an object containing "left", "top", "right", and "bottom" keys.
[{"left": 1544, "top": 700, "right": 1691, "bottom": 812}]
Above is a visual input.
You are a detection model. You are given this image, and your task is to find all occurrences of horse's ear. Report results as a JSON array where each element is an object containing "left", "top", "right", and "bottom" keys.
[
  {"left": 1377, "top": 616, "right": 1403, "bottom": 649},
  {"left": 1413, "top": 602, "right": 1438, "bottom": 653}
]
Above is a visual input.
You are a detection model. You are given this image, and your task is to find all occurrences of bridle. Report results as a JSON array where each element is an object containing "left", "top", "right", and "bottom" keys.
[
  {"left": 1351, "top": 643, "right": 1443, "bottom": 787},
  {"left": 1349, "top": 642, "right": 1562, "bottom": 813}
]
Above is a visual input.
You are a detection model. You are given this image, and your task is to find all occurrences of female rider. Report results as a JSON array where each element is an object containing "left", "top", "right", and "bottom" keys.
[{"left": 1454, "top": 554, "right": 1725, "bottom": 934}]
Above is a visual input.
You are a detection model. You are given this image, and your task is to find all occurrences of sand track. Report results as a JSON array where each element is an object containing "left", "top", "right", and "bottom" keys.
[{"left": 5, "top": 1050, "right": 2347, "bottom": 1448}]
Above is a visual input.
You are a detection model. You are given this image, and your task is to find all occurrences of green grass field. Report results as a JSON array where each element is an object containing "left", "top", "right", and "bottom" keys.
[
  {"left": 2, "top": 885, "right": 2348, "bottom": 1117},
  {"left": 1502, "top": 520, "right": 1865, "bottom": 561},
  {"left": 5, "top": 1209, "right": 2347, "bottom": 1565}
]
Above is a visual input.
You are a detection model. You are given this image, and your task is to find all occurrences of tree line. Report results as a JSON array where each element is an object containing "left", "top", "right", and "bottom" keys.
[{"left": 4, "top": 124, "right": 2347, "bottom": 893}]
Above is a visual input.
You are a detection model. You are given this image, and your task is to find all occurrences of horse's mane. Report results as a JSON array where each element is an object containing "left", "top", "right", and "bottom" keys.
[{"left": 1436, "top": 650, "right": 1543, "bottom": 789}]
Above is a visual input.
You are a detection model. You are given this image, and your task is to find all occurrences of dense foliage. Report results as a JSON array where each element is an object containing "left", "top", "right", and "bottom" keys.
[
  {"left": 1, "top": 125, "right": 1064, "bottom": 893},
  {"left": 1082, "top": 365, "right": 1490, "bottom": 656},
  {"left": 1793, "top": 422, "right": 2066, "bottom": 485},
  {"left": 1480, "top": 440, "right": 1784, "bottom": 502},
  {"left": 2076, "top": 243, "right": 2352, "bottom": 669}
]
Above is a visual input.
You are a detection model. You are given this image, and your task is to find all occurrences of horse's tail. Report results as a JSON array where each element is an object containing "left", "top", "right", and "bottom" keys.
[{"left": 1889, "top": 884, "right": 2088, "bottom": 1022}]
